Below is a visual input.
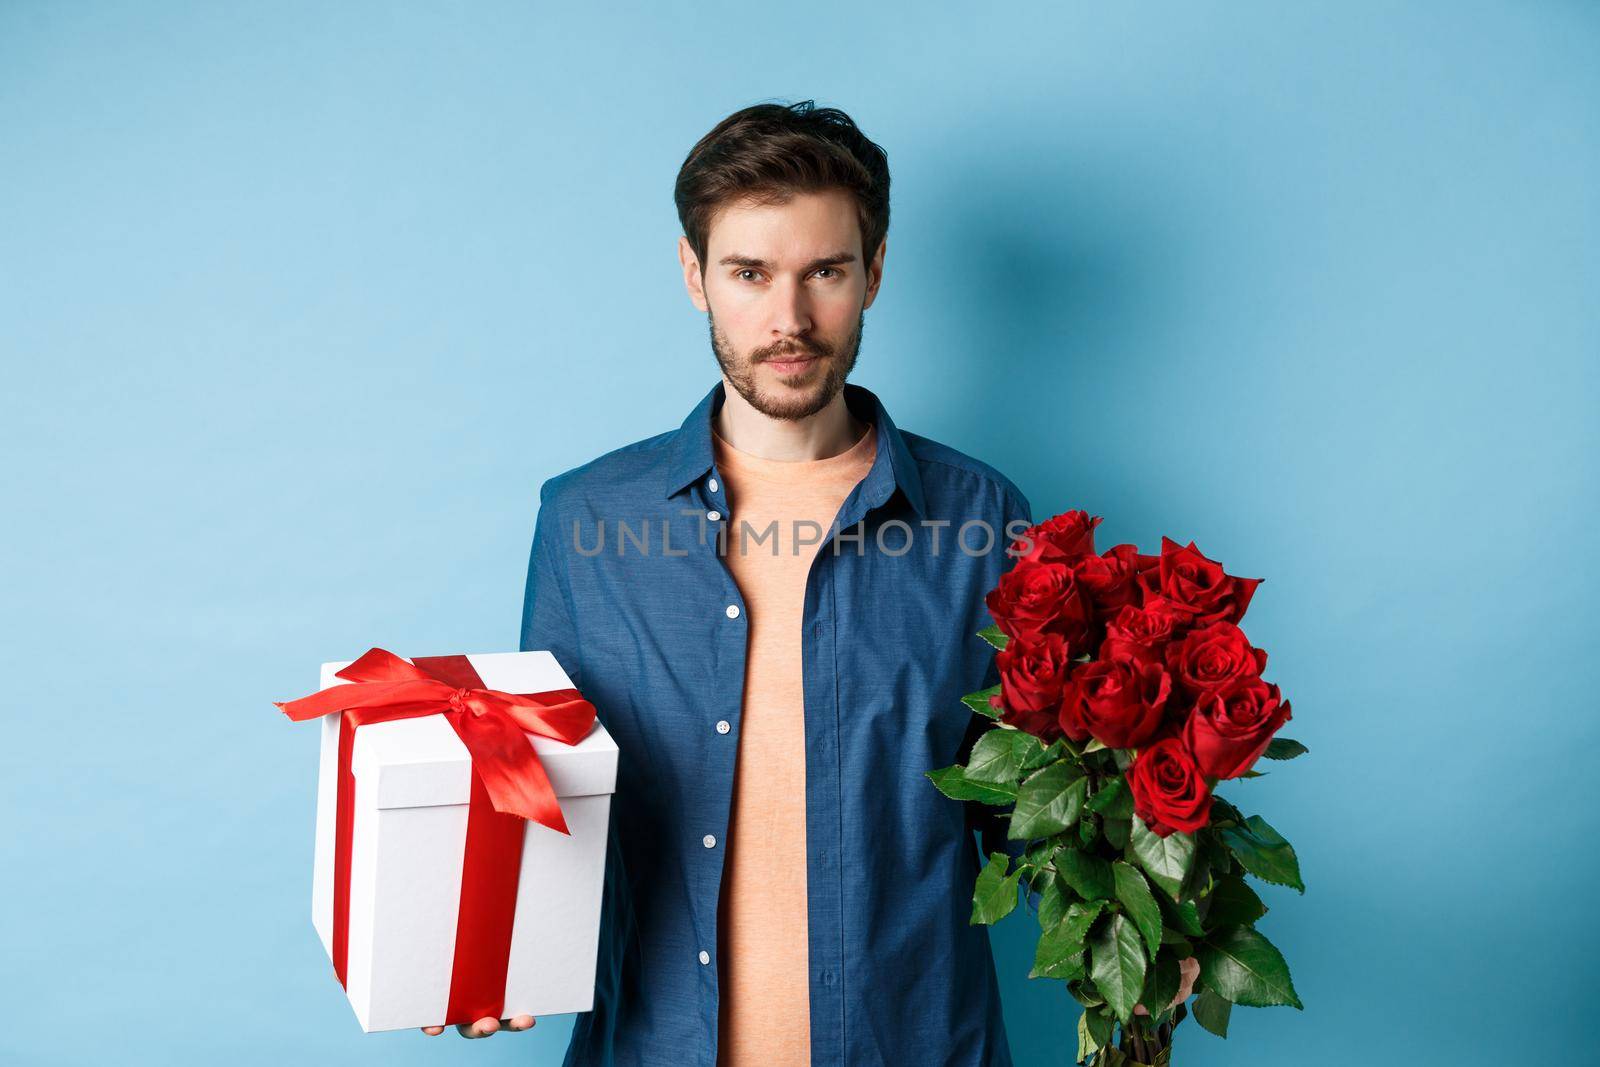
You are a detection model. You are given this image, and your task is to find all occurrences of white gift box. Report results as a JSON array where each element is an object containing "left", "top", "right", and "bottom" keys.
[{"left": 308, "top": 650, "right": 618, "bottom": 1032}]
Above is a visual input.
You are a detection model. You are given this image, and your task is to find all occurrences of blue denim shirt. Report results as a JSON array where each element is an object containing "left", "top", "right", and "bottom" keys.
[{"left": 520, "top": 380, "right": 1033, "bottom": 1067}]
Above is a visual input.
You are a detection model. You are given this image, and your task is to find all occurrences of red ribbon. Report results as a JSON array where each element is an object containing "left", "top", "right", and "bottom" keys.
[{"left": 277, "top": 648, "right": 597, "bottom": 1024}]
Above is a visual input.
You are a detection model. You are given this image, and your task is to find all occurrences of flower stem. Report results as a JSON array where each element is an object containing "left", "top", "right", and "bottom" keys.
[{"left": 1126, "top": 1018, "right": 1147, "bottom": 1064}]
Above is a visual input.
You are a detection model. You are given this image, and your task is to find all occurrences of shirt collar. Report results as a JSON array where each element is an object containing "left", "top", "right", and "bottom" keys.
[{"left": 662, "top": 379, "right": 927, "bottom": 518}]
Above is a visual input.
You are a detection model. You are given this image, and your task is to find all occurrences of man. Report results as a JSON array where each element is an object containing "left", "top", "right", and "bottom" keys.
[{"left": 427, "top": 100, "right": 1033, "bottom": 1064}]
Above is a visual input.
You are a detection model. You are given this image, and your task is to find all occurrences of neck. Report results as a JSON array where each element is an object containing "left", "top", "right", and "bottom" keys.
[{"left": 714, "top": 378, "right": 868, "bottom": 461}]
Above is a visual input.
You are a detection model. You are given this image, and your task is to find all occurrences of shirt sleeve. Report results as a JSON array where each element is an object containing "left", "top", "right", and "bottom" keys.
[{"left": 519, "top": 478, "right": 585, "bottom": 691}]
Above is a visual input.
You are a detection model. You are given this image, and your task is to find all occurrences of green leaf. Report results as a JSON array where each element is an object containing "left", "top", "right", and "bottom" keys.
[
  {"left": 1209, "top": 795, "right": 1245, "bottom": 826},
  {"left": 1009, "top": 762, "right": 1088, "bottom": 839},
  {"left": 1067, "top": 899, "right": 1107, "bottom": 934},
  {"left": 1036, "top": 869, "right": 1070, "bottom": 930},
  {"left": 1031, "top": 900, "right": 1102, "bottom": 980},
  {"left": 1083, "top": 737, "right": 1108, "bottom": 753},
  {"left": 1103, "top": 814, "right": 1131, "bottom": 851},
  {"left": 1055, "top": 845, "right": 1115, "bottom": 901},
  {"left": 1130, "top": 814, "right": 1196, "bottom": 899},
  {"left": 1138, "top": 951, "right": 1181, "bottom": 1018},
  {"left": 1220, "top": 814, "right": 1305, "bottom": 893},
  {"left": 1198, "top": 826, "right": 1236, "bottom": 876},
  {"left": 1204, "top": 876, "right": 1268, "bottom": 928},
  {"left": 1077, "top": 1008, "right": 1113, "bottom": 1060},
  {"left": 962, "top": 684, "right": 1003, "bottom": 721},
  {"left": 1068, "top": 979, "right": 1106, "bottom": 1009},
  {"left": 1086, "top": 777, "right": 1134, "bottom": 818},
  {"left": 966, "top": 729, "right": 1038, "bottom": 786},
  {"left": 926, "top": 765, "right": 1017, "bottom": 805},
  {"left": 1263, "top": 737, "right": 1308, "bottom": 760},
  {"left": 1021, "top": 737, "right": 1067, "bottom": 774},
  {"left": 1032, "top": 944, "right": 1085, "bottom": 983},
  {"left": 1159, "top": 929, "right": 1193, "bottom": 956},
  {"left": 971, "top": 852, "right": 1022, "bottom": 925},
  {"left": 978, "top": 625, "right": 1009, "bottom": 650},
  {"left": 1022, "top": 837, "right": 1057, "bottom": 871},
  {"left": 1112, "top": 861, "right": 1163, "bottom": 958},
  {"left": 1238, "top": 769, "right": 1268, "bottom": 778},
  {"left": 1192, "top": 987, "right": 1232, "bottom": 1037},
  {"left": 1089, "top": 912, "right": 1148, "bottom": 1024},
  {"left": 1155, "top": 890, "right": 1205, "bottom": 937},
  {"left": 1180, "top": 844, "right": 1215, "bottom": 902},
  {"left": 1197, "top": 925, "right": 1303, "bottom": 1009}
]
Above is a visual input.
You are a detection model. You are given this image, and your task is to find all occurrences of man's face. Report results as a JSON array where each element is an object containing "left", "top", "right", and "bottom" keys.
[{"left": 679, "top": 188, "right": 885, "bottom": 421}]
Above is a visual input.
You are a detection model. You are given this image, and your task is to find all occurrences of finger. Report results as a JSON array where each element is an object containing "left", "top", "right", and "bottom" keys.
[
  {"left": 1132, "top": 1003, "right": 1149, "bottom": 1016},
  {"left": 456, "top": 1017, "right": 500, "bottom": 1038},
  {"left": 422, "top": 1025, "right": 444, "bottom": 1036},
  {"left": 504, "top": 1014, "right": 536, "bottom": 1031}
]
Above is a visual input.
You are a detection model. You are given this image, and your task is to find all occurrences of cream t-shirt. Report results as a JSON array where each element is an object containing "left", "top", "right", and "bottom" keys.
[{"left": 710, "top": 419, "right": 878, "bottom": 1067}]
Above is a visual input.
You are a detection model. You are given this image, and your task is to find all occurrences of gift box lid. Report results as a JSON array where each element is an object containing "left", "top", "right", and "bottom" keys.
[{"left": 319, "top": 650, "right": 618, "bottom": 811}]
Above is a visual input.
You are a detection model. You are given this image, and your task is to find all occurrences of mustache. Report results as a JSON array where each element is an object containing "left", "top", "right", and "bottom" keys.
[{"left": 757, "top": 340, "right": 829, "bottom": 361}]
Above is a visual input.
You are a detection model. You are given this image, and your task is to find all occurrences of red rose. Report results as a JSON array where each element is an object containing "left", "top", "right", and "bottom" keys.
[
  {"left": 991, "top": 632, "right": 1071, "bottom": 740},
  {"left": 1073, "top": 543, "right": 1142, "bottom": 616},
  {"left": 1009, "top": 510, "right": 1102, "bottom": 565},
  {"left": 985, "top": 560, "right": 1093, "bottom": 647},
  {"left": 1059, "top": 648, "right": 1171, "bottom": 749},
  {"left": 1145, "top": 536, "right": 1262, "bottom": 627},
  {"left": 1128, "top": 737, "right": 1213, "bottom": 837},
  {"left": 1184, "top": 679, "right": 1292, "bottom": 779},
  {"left": 1132, "top": 551, "right": 1163, "bottom": 599},
  {"left": 1165, "top": 621, "right": 1267, "bottom": 699},
  {"left": 1103, "top": 599, "right": 1182, "bottom": 659}
]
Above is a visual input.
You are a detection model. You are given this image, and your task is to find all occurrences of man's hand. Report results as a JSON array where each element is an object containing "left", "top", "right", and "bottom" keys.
[
  {"left": 421, "top": 1015, "right": 536, "bottom": 1038},
  {"left": 1133, "top": 956, "right": 1200, "bottom": 1017}
]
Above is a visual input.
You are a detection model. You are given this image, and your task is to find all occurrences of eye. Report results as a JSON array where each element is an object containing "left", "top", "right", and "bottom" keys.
[
  {"left": 736, "top": 269, "right": 762, "bottom": 282},
  {"left": 814, "top": 267, "right": 840, "bottom": 279}
]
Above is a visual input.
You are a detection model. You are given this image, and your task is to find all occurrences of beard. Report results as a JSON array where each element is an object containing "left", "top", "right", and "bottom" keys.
[{"left": 708, "top": 305, "right": 863, "bottom": 422}]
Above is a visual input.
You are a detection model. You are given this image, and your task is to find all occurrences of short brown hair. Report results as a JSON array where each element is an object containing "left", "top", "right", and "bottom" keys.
[{"left": 674, "top": 99, "right": 890, "bottom": 271}]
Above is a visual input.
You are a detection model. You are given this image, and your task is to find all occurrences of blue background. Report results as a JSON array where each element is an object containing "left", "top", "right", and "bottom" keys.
[{"left": 2, "top": 3, "right": 1594, "bottom": 1064}]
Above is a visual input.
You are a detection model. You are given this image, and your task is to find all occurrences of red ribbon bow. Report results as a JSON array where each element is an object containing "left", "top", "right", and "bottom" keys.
[
  {"left": 278, "top": 648, "right": 598, "bottom": 1023},
  {"left": 276, "top": 647, "right": 596, "bottom": 834}
]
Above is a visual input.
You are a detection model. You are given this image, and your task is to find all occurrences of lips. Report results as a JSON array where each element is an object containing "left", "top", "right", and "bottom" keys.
[{"left": 765, "top": 352, "right": 821, "bottom": 370}]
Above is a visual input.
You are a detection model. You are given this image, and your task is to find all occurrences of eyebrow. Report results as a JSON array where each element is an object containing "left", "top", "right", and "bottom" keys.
[{"left": 718, "top": 251, "right": 858, "bottom": 273}]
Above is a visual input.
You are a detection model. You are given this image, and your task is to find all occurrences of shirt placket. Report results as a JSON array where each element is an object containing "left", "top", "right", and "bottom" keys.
[
  {"left": 801, "top": 529, "right": 844, "bottom": 1065},
  {"left": 690, "top": 468, "right": 746, "bottom": 1065}
]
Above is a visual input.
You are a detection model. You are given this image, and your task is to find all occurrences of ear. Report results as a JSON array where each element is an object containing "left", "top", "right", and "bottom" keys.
[
  {"left": 861, "top": 236, "right": 887, "bottom": 310},
  {"left": 679, "top": 235, "right": 709, "bottom": 313}
]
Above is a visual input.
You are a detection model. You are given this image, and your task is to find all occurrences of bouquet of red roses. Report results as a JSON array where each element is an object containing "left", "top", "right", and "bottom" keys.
[{"left": 929, "top": 510, "right": 1305, "bottom": 1066}]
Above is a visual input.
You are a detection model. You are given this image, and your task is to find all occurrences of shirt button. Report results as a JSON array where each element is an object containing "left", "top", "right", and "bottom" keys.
[
  {"left": 708, "top": 477, "right": 719, "bottom": 493},
  {"left": 698, "top": 950, "right": 711, "bottom": 966},
  {"left": 707, "top": 509, "right": 721, "bottom": 522},
  {"left": 703, "top": 834, "right": 717, "bottom": 849},
  {"left": 715, "top": 719, "right": 731, "bottom": 734},
  {"left": 725, "top": 604, "right": 741, "bottom": 619}
]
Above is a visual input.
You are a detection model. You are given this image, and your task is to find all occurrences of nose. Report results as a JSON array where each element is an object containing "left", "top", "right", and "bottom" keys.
[{"left": 767, "top": 276, "right": 813, "bottom": 341}]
